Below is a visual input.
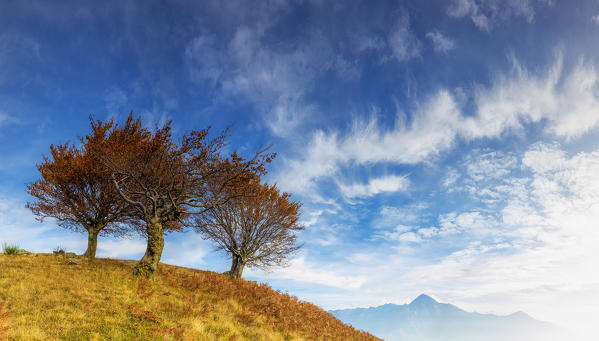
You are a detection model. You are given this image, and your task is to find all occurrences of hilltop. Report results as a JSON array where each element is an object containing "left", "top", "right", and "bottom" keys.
[{"left": 0, "top": 253, "right": 379, "bottom": 341}]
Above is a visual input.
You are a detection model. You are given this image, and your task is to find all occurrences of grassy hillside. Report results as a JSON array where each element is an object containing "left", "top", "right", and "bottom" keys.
[{"left": 0, "top": 253, "right": 379, "bottom": 341}]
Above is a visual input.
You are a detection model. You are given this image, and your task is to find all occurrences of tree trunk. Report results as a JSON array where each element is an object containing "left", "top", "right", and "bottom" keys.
[
  {"left": 134, "top": 218, "right": 164, "bottom": 277},
  {"left": 83, "top": 227, "right": 100, "bottom": 260},
  {"left": 229, "top": 254, "right": 245, "bottom": 278}
]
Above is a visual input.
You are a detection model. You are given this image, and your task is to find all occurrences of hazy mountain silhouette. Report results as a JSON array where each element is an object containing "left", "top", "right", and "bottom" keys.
[{"left": 330, "top": 294, "right": 566, "bottom": 341}]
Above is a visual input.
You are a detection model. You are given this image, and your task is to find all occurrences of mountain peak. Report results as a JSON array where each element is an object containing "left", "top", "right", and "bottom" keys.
[
  {"left": 507, "top": 311, "right": 532, "bottom": 320},
  {"left": 410, "top": 294, "right": 437, "bottom": 305}
]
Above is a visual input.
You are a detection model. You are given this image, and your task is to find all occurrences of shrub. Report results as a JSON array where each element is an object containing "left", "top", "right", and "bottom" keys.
[{"left": 2, "top": 243, "right": 20, "bottom": 255}]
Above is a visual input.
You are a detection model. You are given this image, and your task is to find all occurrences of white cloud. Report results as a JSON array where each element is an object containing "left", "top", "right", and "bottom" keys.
[
  {"left": 443, "top": 168, "right": 461, "bottom": 188},
  {"left": 592, "top": 14, "right": 599, "bottom": 24},
  {"left": 301, "top": 209, "right": 323, "bottom": 227},
  {"left": 466, "top": 55, "right": 599, "bottom": 139},
  {"left": 464, "top": 151, "right": 518, "bottom": 181},
  {"left": 313, "top": 234, "right": 339, "bottom": 247},
  {"left": 399, "top": 144, "right": 599, "bottom": 334},
  {"left": 161, "top": 232, "right": 212, "bottom": 268},
  {"left": 248, "top": 255, "right": 367, "bottom": 290},
  {"left": 184, "top": 34, "right": 223, "bottom": 86},
  {"left": 521, "top": 142, "right": 567, "bottom": 173},
  {"left": 347, "top": 251, "right": 378, "bottom": 264},
  {"left": 277, "top": 54, "right": 599, "bottom": 196},
  {"left": 104, "top": 86, "right": 128, "bottom": 116},
  {"left": 222, "top": 27, "right": 329, "bottom": 136},
  {"left": 338, "top": 175, "right": 409, "bottom": 199},
  {"left": 447, "top": 0, "right": 491, "bottom": 30},
  {"left": 0, "top": 109, "right": 22, "bottom": 134},
  {"left": 352, "top": 32, "right": 386, "bottom": 53},
  {"left": 379, "top": 210, "right": 499, "bottom": 243},
  {"left": 426, "top": 31, "right": 456, "bottom": 53},
  {"left": 277, "top": 91, "right": 461, "bottom": 194},
  {"left": 446, "top": 0, "right": 548, "bottom": 30},
  {"left": 388, "top": 13, "right": 422, "bottom": 62},
  {"left": 378, "top": 203, "right": 427, "bottom": 226},
  {"left": 447, "top": 0, "right": 478, "bottom": 18},
  {"left": 96, "top": 238, "right": 146, "bottom": 259},
  {"left": 439, "top": 211, "right": 498, "bottom": 236},
  {"left": 185, "top": 25, "right": 349, "bottom": 137},
  {"left": 287, "top": 143, "right": 599, "bottom": 336},
  {"left": 378, "top": 224, "right": 450, "bottom": 244},
  {"left": 396, "top": 231, "right": 422, "bottom": 243},
  {"left": 0, "top": 111, "right": 12, "bottom": 129},
  {"left": 0, "top": 33, "right": 41, "bottom": 65},
  {"left": 0, "top": 196, "right": 58, "bottom": 250}
]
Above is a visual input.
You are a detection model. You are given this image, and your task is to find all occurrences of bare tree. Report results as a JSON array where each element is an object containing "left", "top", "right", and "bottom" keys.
[{"left": 194, "top": 180, "right": 303, "bottom": 278}]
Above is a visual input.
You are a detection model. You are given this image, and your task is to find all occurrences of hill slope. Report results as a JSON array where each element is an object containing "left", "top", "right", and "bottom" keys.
[
  {"left": 330, "top": 294, "right": 565, "bottom": 341},
  {"left": 0, "top": 253, "right": 379, "bottom": 341}
]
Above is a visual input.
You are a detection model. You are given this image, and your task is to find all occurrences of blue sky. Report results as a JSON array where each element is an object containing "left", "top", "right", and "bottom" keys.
[{"left": 1, "top": 0, "right": 599, "bottom": 336}]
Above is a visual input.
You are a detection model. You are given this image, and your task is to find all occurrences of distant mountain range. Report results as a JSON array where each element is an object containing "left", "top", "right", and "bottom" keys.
[{"left": 330, "top": 294, "right": 567, "bottom": 341}]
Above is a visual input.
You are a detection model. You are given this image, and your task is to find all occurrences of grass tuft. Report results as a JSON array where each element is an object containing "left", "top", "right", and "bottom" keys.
[{"left": 1, "top": 243, "right": 19, "bottom": 255}]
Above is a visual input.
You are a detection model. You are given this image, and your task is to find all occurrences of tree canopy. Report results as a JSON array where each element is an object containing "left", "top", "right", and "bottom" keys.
[
  {"left": 95, "top": 113, "right": 275, "bottom": 276},
  {"left": 194, "top": 180, "right": 303, "bottom": 278},
  {"left": 26, "top": 117, "right": 131, "bottom": 259},
  {"left": 27, "top": 113, "right": 288, "bottom": 277}
]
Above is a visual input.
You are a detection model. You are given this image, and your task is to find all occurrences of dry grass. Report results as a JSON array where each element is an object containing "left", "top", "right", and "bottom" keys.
[
  {"left": 0, "top": 253, "right": 379, "bottom": 341},
  {"left": 0, "top": 301, "right": 9, "bottom": 340}
]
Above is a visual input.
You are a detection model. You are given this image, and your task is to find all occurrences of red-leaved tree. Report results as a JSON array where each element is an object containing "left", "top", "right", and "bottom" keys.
[
  {"left": 97, "top": 114, "right": 273, "bottom": 276},
  {"left": 26, "top": 118, "right": 132, "bottom": 259}
]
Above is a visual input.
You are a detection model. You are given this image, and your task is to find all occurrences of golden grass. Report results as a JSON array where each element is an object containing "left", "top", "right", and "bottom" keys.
[{"left": 0, "top": 253, "right": 379, "bottom": 341}]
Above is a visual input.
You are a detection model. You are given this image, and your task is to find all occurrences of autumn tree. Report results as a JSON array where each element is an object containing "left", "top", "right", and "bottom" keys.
[
  {"left": 194, "top": 180, "right": 303, "bottom": 278},
  {"left": 98, "top": 114, "right": 273, "bottom": 277},
  {"left": 26, "top": 118, "right": 131, "bottom": 260}
]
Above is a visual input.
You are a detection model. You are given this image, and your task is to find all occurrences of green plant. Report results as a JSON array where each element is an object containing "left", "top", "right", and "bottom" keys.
[
  {"left": 53, "top": 246, "right": 66, "bottom": 255},
  {"left": 2, "top": 243, "right": 20, "bottom": 255}
]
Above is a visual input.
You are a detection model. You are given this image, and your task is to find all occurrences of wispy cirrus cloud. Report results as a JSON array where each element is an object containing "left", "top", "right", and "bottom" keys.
[
  {"left": 465, "top": 55, "right": 599, "bottom": 139},
  {"left": 447, "top": 0, "right": 551, "bottom": 30},
  {"left": 338, "top": 175, "right": 409, "bottom": 200},
  {"left": 185, "top": 5, "right": 429, "bottom": 136},
  {"left": 185, "top": 11, "right": 354, "bottom": 137},
  {"left": 276, "top": 54, "right": 599, "bottom": 197},
  {"left": 0, "top": 111, "right": 14, "bottom": 129},
  {"left": 388, "top": 13, "right": 422, "bottom": 62},
  {"left": 276, "top": 91, "right": 461, "bottom": 195},
  {"left": 426, "top": 31, "right": 456, "bottom": 53},
  {"left": 0, "top": 33, "right": 41, "bottom": 64}
]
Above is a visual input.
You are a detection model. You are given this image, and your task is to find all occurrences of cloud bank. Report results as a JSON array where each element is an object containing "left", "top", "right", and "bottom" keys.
[{"left": 276, "top": 55, "right": 599, "bottom": 196}]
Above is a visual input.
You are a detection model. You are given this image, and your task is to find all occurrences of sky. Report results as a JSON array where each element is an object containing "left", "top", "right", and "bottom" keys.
[{"left": 1, "top": 0, "right": 599, "bottom": 337}]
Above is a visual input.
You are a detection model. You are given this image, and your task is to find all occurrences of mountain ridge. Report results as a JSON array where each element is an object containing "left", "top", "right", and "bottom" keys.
[{"left": 330, "top": 294, "right": 565, "bottom": 341}]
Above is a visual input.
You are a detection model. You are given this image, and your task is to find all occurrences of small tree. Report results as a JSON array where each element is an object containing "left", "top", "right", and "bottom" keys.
[
  {"left": 98, "top": 114, "right": 273, "bottom": 277},
  {"left": 26, "top": 118, "right": 131, "bottom": 260},
  {"left": 194, "top": 180, "right": 303, "bottom": 278}
]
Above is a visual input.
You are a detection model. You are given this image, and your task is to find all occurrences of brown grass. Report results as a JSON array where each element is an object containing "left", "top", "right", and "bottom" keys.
[
  {"left": 0, "top": 253, "right": 379, "bottom": 340},
  {"left": 0, "top": 301, "right": 9, "bottom": 341}
]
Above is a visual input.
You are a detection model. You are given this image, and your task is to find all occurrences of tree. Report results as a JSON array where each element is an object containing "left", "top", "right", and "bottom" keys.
[
  {"left": 194, "top": 180, "right": 303, "bottom": 278},
  {"left": 98, "top": 114, "right": 273, "bottom": 277},
  {"left": 26, "top": 118, "right": 131, "bottom": 260}
]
